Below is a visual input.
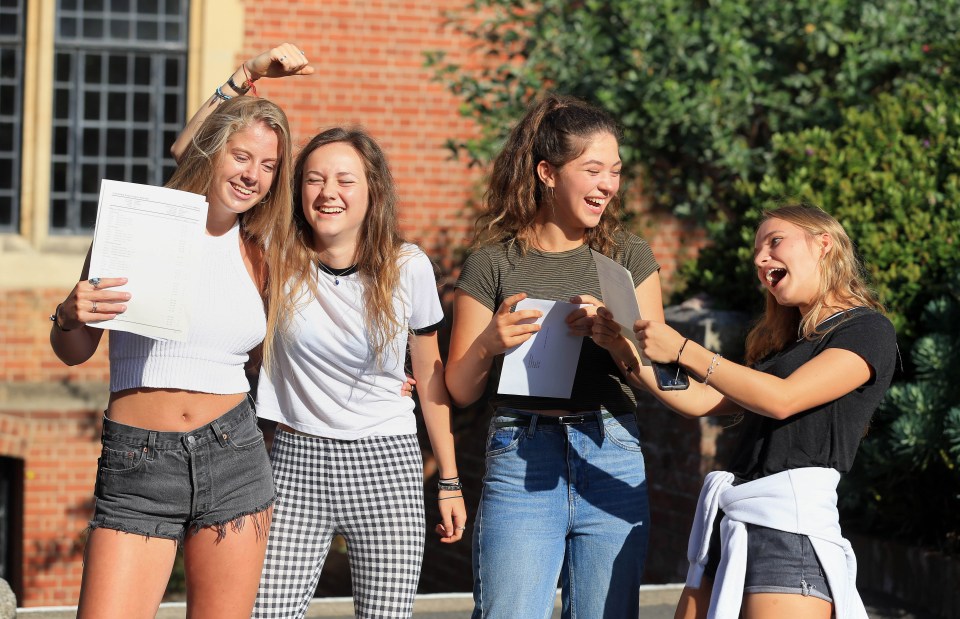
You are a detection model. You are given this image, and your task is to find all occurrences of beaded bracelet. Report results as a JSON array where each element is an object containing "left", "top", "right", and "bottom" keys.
[
  {"left": 214, "top": 86, "right": 232, "bottom": 102},
  {"left": 49, "top": 303, "right": 73, "bottom": 332},
  {"left": 703, "top": 353, "right": 722, "bottom": 386},
  {"left": 438, "top": 478, "right": 463, "bottom": 492}
]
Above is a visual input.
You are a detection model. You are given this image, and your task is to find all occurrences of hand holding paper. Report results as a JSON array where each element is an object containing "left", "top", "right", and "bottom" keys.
[
  {"left": 590, "top": 250, "right": 651, "bottom": 366},
  {"left": 87, "top": 180, "right": 209, "bottom": 341},
  {"left": 481, "top": 292, "right": 544, "bottom": 357},
  {"left": 497, "top": 298, "right": 587, "bottom": 399}
]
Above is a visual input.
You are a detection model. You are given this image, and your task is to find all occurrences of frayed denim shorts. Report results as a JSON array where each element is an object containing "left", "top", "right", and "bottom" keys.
[
  {"left": 705, "top": 519, "right": 833, "bottom": 603},
  {"left": 90, "top": 395, "right": 275, "bottom": 542}
]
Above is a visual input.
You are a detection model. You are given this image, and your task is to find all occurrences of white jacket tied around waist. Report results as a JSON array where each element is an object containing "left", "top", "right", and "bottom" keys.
[{"left": 684, "top": 467, "right": 867, "bottom": 619}]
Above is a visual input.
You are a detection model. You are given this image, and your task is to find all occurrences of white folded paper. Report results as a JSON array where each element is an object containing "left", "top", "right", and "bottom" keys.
[{"left": 497, "top": 298, "right": 586, "bottom": 399}]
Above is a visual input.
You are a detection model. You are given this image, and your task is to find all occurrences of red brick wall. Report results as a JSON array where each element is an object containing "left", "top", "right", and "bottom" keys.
[
  {"left": 238, "top": 0, "right": 485, "bottom": 265},
  {"left": 1, "top": 290, "right": 111, "bottom": 386},
  {"left": 0, "top": 408, "right": 100, "bottom": 606},
  {"left": 3, "top": 0, "right": 703, "bottom": 606}
]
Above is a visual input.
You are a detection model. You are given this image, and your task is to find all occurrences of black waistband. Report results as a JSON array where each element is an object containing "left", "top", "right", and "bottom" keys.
[{"left": 493, "top": 410, "right": 632, "bottom": 428}]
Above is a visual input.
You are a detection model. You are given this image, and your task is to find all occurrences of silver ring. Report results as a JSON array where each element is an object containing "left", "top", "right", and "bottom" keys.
[
  {"left": 91, "top": 301, "right": 98, "bottom": 314},
  {"left": 456, "top": 526, "right": 467, "bottom": 531},
  {"left": 88, "top": 277, "right": 101, "bottom": 289},
  {"left": 279, "top": 55, "right": 287, "bottom": 61},
  {"left": 299, "top": 50, "right": 306, "bottom": 55}
]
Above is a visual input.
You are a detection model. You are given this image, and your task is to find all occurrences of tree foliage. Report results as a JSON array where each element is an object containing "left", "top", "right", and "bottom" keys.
[
  {"left": 427, "top": 0, "right": 960, "bottom": 317},
  {"left": 754, "top": 81, "right": 960, "bottom": 335}
]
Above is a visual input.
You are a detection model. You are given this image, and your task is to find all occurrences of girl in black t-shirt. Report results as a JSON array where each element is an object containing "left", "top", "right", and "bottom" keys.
[{"left": 593, "top": 204, "right": 897, "bottom": 619}]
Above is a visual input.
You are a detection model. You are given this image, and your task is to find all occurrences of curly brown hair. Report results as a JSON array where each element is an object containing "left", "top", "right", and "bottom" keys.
[{"left": 473, "top": 93, "right": 625, "bottom": 257}]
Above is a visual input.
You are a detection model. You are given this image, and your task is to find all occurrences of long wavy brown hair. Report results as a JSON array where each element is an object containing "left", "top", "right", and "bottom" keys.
[
  {"left": 165, "top": 96, "right": 294, "bottom": 368},
  {"left": 473, "top": 93, "right": 625, "bottom": 257},
  {"left": 267, "top": 127, "right": 406, "bottom": 367},
  {"left": 744, "top": 204, "right": 884, "bottom": 366}
]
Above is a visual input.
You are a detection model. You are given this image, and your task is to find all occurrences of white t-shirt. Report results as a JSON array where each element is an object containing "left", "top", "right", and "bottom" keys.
[{"left": 256, "top": 244, "right": 444, "bottom": 439}]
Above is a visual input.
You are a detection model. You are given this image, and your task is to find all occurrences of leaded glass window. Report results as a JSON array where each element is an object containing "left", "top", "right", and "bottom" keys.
[{"left": 51, "top": 0, "right": 188, "bottom": 234}]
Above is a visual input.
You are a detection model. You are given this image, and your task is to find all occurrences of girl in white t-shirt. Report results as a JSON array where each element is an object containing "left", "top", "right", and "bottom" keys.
[
  {"left": 252, "top": 126, "right": 466, "bottom": 619},
  {"left": 174, "top": 44, "right": 465, "bottom": 618}
]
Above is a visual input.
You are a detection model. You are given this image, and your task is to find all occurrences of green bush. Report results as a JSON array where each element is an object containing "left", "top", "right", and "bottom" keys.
[
  {"left": 430, "top": 1, "right": 960, "bottom": 554},
  {"left": 841, "top": 284, "right": 960, "bottom": 553},
  {"left": 427, "top": 0, "right": 957, "bottom": 219},
  {"left": 754, "top": 80, "right": 960, "bottom": 336}
]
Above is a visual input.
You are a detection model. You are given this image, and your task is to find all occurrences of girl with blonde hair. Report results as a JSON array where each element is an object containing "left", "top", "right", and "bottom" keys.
[
  {"left": 593, "top": 204, "right": 898, "bottom": 619},
  {"left": 51, "top": 92, "right": 294, "bottom": 617}
]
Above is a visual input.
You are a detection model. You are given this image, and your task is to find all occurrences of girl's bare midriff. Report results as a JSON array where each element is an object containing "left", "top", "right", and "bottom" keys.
[{"left": 107, "top": 388, "right": 247, "bottom": 431}]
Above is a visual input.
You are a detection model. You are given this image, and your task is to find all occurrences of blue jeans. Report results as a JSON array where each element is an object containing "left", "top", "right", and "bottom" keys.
[{"left": 472, "top": 409, "right": 650, "bottom": 619}]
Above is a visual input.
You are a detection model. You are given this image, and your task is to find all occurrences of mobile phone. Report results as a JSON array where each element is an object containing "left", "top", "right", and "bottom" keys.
[{"left": 652, "top": 362, "right": 690, "bottom": 391}]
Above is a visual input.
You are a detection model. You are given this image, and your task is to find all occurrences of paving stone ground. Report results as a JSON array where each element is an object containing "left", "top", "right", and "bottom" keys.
[{"left": 16, "top": 585, "right": 937, "bottom": 618}]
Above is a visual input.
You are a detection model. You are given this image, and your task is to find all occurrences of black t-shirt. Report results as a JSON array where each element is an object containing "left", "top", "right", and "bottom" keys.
[{"left": 729, "top": 307, "right": 897, "bottom": 480}]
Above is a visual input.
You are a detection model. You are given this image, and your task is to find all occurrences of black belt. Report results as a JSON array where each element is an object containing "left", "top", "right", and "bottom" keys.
[{"left": 494, "top": 410, "right": 630, "bottom": 428}]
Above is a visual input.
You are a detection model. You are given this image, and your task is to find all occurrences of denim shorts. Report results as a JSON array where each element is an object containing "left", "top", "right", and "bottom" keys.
[
  {"left": 704, "top": 517, "right": 833, "bottom": 603},
  {"left": 90, "top": 395, "right": 275, "bottom": 542}
]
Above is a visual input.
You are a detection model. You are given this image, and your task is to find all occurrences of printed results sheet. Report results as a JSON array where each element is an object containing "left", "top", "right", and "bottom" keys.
[{"left": 88, "top": 180, "right": 208, "bottom": 341}]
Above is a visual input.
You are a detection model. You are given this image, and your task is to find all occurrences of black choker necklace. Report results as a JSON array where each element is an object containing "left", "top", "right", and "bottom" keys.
[{"left": 317, "top": 260, "right": 357, "bottom": 286}]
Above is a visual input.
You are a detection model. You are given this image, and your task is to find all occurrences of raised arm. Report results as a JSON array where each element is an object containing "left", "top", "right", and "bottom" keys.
[
  {"left": 409, "top": 331, "right": 466, "bottom": 544},
  {"left": 170, "top": 42, "right": 314, "bottom": 162},
  {"left": 50, "top": 247, "right": 130, "bottom": 366}
]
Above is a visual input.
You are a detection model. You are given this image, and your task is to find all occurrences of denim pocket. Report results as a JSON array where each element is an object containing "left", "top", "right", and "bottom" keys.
[
  {"left": 604, "top": 416, "right": 643, "bottom": 452},
  {"left": 486, "top": 425, "right": 525, "bottom": 457},
  {"left": 99, "top": 439, "right": 147, "bottom": 474},
  {"left": 225, "top": 414, "right": 266, "bottom": 451}
]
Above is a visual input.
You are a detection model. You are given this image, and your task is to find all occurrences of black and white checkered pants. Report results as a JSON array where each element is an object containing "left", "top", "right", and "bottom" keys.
[{"left": 252, "top": 428, "right": 425, "bottom": 619}]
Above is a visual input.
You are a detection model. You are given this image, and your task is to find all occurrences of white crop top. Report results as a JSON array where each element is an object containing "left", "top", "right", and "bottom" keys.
[{"left": 109, "top": 222, "right": 266, "bottom": 394}]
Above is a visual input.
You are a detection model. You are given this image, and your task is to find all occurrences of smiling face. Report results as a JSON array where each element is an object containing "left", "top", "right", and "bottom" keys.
[
  {"left": 754, "top": 217, "right": 832, "bottom": 315},
  {"left": 537, "top": 131, "right": 621, "bottom": 233},
  {"left": 208, "top": 121, "right": 279, "bottom": 218},
  {"left": 300, "top": 142, "right": 369, "bottom": 255}
]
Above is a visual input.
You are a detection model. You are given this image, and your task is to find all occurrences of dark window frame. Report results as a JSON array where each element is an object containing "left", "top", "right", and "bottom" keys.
[
  {"left": 0, "top": 0, "right": 27, "bottom": 233},
  {"left": 50, "top": 0, "right": 188, "bottom": 235}
]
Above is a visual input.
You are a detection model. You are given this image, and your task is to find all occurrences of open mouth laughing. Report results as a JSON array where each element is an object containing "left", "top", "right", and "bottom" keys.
[{"left": 764, "top": 267, "right": 787, "bottom": 288}]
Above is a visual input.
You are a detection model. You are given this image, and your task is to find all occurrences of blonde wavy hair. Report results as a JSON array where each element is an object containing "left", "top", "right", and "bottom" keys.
[
  {"left": 473, "top": 93, "right": 625, "bottom": 257},
  {"left": 744, "top": 204, "right": 884, "bottom": 366},
  {"left": 165, "top": 96, "right": 294, "bottom": 368},
  {"left": 267, "top": 127, "right": 406, "bottom": 367}
]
